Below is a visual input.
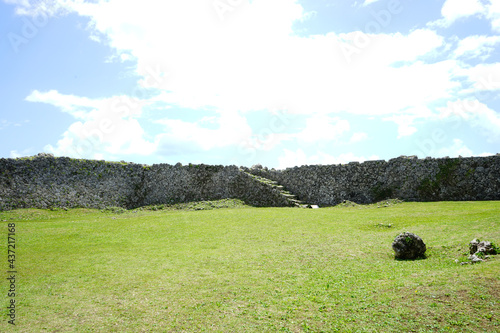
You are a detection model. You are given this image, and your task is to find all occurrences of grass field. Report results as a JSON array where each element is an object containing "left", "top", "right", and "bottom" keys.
[{"left": 1, "top": 201, "right": 499, "bottom": 332}]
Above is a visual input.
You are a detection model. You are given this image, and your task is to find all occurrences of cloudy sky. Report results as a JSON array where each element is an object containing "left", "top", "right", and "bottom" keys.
[{"left": 1, "top": 0, "right": 499, "bottom": 168}]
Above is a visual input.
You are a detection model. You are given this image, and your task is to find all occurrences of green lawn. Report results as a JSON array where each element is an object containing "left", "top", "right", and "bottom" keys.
[{"left": 1, "top": 201, "right": 499, "bottom": 332}]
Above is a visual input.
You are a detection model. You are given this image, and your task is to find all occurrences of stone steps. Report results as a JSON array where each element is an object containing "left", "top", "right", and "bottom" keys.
[{"left": 242, "top": 171, "right": 310, "bottom": 208}]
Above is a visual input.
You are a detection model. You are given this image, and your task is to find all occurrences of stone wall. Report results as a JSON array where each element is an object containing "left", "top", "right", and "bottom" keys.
[
  {"left": 0, "top": 154, "right": 290, "bottom": 211},
  {"left": 0, "top": 155, "right": 143, "bottom": 210},
  {"left": 0, "top": 154, "right": 499, "bottom": 211},
  {"left": 136, "top": 163, "right": 293, "bottom": 208},
  {"left": 244, "top": 155, "right": 500, "bottom": 206}
]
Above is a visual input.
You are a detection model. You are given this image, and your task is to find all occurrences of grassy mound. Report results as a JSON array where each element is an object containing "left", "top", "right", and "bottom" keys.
[{"left": 138, "top": 198, "right": 248, "bottom": 211}]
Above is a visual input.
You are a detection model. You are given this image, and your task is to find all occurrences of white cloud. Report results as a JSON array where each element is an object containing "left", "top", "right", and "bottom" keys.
[
  {"left": 477, "top": 152, "right": 496, "bottom": 157},
  {"left": 12, "top": 1, "right": 458, "bottom": 122},
  {"left": 4, "top": 0, "right": 67, "bottom": 17},
  {"left": 384, "top": 114, "right": 417, "bottom": 139},
  {"left": 26, "top": 90, "right": 156, "bottom": 159},
  {"left": 350, "top": 132, "right": 369, "bottom": 143},
  {"left": 437, "top": 99, "right": 500, "bottom": 143},
  {"left": 296, "top": 116, "right": 350, "bottom": 143},
  {"left": 453, "top": 35, "right": 500, "bottom": 59},
  {"left": 44, "top": 117, "right": 157, "bottom": 159},
  {"left": 384, "top": 106, "right": 434, "bottom": 139},
  {"left": 486, "top": 0, "right": 500, "bottom": 32},
  {"left": 437, "top": 0, "right": 485, "bottom": 27},
  {"left": 26, "top": 89, "right": 100, "bottom": 119},
  {"left": 20, "top": 1, "right": 453, "bottom": 120},
  {"left": 278, "top": 148, "right": 309, "bottom": 169},
  {"left": 431, "top": 0, "right": 500, "bottom": 32},
  {"left": 458, "top": 62, "right": 500, "bottom": 92},
  {"left": 337, "top": 29, "right": 444, "bottom": 67},
  {"left": 397, "top": 123, "right": 417, "bottom": 138},
  {"left": 155, "top": 111, "right": 252, "bottom": 151},
  {"left": 436, "top": 138, "right": 473, "bottom": 157},
  {"left": 9, "top": 149, "right": 33, "bottom": 158}
]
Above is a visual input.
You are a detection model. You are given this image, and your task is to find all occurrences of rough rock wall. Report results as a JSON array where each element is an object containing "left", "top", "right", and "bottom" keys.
[
  {"left": 1, "top": 154, "right": 499, "bottom": 211},
  {"left": 245, "top": 155, "right": 500, "bottom": 206},
  {"left": 137, "top": 163, "right": 293, "bottom": 208},
  {"left": 0, "top": 155, "right": 144, "bottom": 210},
  {"left": 0, "top": 155, "right": 291, "bottom": 211}
]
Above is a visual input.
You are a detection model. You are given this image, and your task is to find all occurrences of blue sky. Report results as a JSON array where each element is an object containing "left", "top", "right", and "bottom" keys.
[{"left": 1, "top": 0, "right": 499, "bottom": 169}]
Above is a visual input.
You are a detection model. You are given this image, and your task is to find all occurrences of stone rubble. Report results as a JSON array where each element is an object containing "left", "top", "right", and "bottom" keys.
[{"left": 457, "top": 239, "right": 498, "bottom": 265}]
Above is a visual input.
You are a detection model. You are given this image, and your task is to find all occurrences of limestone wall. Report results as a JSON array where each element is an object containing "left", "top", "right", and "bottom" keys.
[
  {"left": 244, "top": 155, "right": 500, "bottom": 206},
  {"left": 0, "top": 154, "right": 499, "bottom": 211},
  {"left": 137, "top": 163, "right": 292, "bottom": 208},
  {"left": 0, "top": 155, "right": 143, "bottom": 210},
  {"left": 0, "top": 154, "right": 290, "bottom": 211}
]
